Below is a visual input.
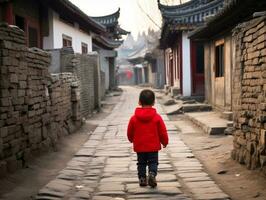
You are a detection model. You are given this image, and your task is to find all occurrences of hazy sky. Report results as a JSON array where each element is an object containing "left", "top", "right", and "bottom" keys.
[{"left": 69, "top": 0, "right": 188, "bottom": 39}]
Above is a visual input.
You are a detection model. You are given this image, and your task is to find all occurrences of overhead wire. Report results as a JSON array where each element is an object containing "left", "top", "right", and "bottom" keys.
[{"left": 136, "top": 0, "right": 161, "bottom": 30}]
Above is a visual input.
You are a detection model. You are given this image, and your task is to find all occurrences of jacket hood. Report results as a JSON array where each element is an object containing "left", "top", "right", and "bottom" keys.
[{"left": 135, "top": 107, "right": 156, "bottom": 122}]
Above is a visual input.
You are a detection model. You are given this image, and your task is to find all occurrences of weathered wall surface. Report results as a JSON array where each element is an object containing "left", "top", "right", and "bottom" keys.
[
  {"left": 50, "top": 48, "right": 101, "bottom": 117},
  {"left": 231, "top": 16, "right": 266, "bottom": 172},
  {"left": 204, "top": 35, "right": 232, "bottom": 111},
  {"left": 100, "top": 70, "right": 106, "bottom": 100},
  {"left": 60, "top": 52, "right": 100, "bottom": 117},
  {"left": 0, "top": 23, "right": 81, "bottom": 175}
]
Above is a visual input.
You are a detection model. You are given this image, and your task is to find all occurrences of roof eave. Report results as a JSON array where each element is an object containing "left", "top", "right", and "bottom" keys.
[
  {"left": 41, "top": 0, "right": 106, "bottom": 34},
  {"left": 189, "top": 0, "right": 266, "bottom": 40}
]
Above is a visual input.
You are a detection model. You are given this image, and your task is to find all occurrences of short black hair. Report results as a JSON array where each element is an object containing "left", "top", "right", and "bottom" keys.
[{"left": 139, "top": 89, "right": 155, "bottom": 106}]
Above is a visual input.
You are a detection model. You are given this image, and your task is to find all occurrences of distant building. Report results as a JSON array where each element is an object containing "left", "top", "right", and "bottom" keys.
[
  {"left": 127, "top": 30, "right": 165, "bottom": 88},
  {"left": 91, "top": 8, "right": 129, "bottom": 90},
  {"left": 158, "top": 0, "right": 225, "bottom": 96}
]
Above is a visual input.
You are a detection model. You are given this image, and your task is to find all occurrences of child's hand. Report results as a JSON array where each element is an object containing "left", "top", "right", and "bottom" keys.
[{"left": 163, "top": 145, "right": 167, "bottom": 148}]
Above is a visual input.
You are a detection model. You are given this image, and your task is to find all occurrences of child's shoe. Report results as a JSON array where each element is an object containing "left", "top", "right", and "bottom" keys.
[
  {"left": 139, "top": 176, "right": 147, "bottom": 187},
  {"left": 148, "top": 172, "right": 157, "bottom": 188}
]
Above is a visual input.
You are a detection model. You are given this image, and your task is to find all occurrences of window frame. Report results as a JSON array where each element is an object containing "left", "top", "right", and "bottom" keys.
[
  {"left": 62, "top": 34, "right": 72, "bottom": 48},
  {"left": 215, "top": 39, "right": 225, "bottom": 78},
  {"left": 81, "top": 42, "right": 88, "bottom": 54}
]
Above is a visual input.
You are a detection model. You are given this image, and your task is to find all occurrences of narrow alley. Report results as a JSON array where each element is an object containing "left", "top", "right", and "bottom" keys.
[
  {"left": 1, "top": 0, "right": 266, "bottom": 200},
  {"left": 33, "top": 87, "right": 229, "bottom": 200}
]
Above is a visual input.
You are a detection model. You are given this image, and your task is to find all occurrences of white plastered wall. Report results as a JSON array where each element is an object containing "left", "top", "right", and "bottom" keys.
[
  {"left": 43, "top": 10, "right": 92, "bottom": 53},
  {"left": 182, "top": 32, "right": 191, "bottom": 96}
]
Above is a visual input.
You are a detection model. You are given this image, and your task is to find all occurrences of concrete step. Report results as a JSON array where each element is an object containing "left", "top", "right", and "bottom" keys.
[
  {"left": 163, "top": 98, "right": 176, "bottom": 106},
  {"left": 185, "top": 112, "right": 228, "bottom": 135},
  {"left": 164, "top": 104, "right": 183, "bottom": 115},
  {"left": 176, "top": 95, "right": 205, "bottom": 103},
  {"left": 227, "top": 121, "right": 234, "bottom": 127},
  {"left": 182, "top": 104, "right": 212, "bottom": 113},
  {"left": 164, "top": 103, "right": 212, "bottom": 115},
  {"left": 221, "top": 111, "right": 233, "bottom": 121}
]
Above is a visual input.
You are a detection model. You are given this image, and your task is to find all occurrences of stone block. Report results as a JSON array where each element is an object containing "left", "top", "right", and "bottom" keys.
[
  {"left": 0, "top": 127, "right": 8, "bottom": 137},
  {"left": 244, "top": 35, "right": 253, "bottom": 42},
  {"left": 12, "top": 97, "right": 24, "bottom": 105},
  {"left": 237, "top": 137, "right": 247, "bottom": 146},
  {"left": 0, "top": 89, "right": 9, "bottom": 97},
  {"left": 10, "top": 73, "right": 18, "bottom": 83},
  {"left": 19, "top": 81, "right": 27, "bottom": 89},
  {"left": 28, "top": 110, "right": 36, "bottom": 118},
  {"left": 257, "top": 34, "right": 266, "bottom": 44},
  {"left": 18, "top": 89, "right": 26, "bottom": 97},
  {"left": 0, "top": 97, "right": 10, "bottom": 106}
]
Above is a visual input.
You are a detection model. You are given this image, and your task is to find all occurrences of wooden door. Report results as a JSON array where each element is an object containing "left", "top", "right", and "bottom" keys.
[{"left": 191, "top": 42, "right": 205, "bottom": 95}]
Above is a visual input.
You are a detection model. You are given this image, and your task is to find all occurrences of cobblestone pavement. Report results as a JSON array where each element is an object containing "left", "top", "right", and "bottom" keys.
[{"left": 35, "top": 87, "right": 230, "bottom": 200}]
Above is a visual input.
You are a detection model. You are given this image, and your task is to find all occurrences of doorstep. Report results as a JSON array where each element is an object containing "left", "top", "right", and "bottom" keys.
[{"left": 185, "top": 112, "right": 229, "bottom": 135}]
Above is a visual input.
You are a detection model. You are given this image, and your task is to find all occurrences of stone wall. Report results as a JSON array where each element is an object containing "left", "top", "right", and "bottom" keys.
[
  {"left": 0, "top": 23, "right": 81, "bottom": 176},
  {"left": 231, "top": 16, "right": 266, "bottom": 172},
  {"left": 54, "top": 49, "right": 101, "bottom": 117},
  {"left": 100, "top": 70, "right": 106, "bottom": 100},
  {"left": 49, "top": 73, "right": 81, "bottom": 141}
]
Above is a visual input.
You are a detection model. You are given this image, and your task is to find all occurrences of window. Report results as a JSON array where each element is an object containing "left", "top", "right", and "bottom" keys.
[
  {"left": 81, "top": 42, "right": 88, "bottom": 54},
  {"left": 28, "top": 26, "right": 38, "bottom": 47},
  {"left": 196, "top": 44, "right": 204, "bottom": 74},
  {"left": 15, "top": 15, "right": 25, "bottom": 31},
  {"left": 215, "top": 43, "right": 224, "bottom": 77},
  {"left": 62, "top": 34, "right": 72, "bottom": 47}
]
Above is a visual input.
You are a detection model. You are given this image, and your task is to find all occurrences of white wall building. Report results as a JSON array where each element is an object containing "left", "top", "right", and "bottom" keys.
[{"left": 43, "top": 10, "right": 93, "bottom": 53}]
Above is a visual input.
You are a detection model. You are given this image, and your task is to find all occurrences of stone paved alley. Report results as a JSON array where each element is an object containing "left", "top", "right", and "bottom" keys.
[{"left": 35, "top": 87, "right": 230, "bottom": 200}]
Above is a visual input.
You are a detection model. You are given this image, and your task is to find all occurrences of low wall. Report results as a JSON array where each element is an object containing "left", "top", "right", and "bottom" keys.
[
  {"left": 0, "top": 23, "right": 82, "bottom": 176},
  {"left": 232, "top": 15, "right": 266, "bottom": 172},
  {"left": 50, "top": 48, "right": 101, "bottom": 117}
]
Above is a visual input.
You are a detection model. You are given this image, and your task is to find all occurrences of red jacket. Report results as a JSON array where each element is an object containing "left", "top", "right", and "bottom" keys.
[{"left": 127, "top": 107, "right": 168, "bottom": 152}]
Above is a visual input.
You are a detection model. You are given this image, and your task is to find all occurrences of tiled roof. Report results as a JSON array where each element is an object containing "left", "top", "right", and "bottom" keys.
[
  {"left": 41, "top": 0, "right": 106, "bottom": 34},
  {"left": 92, "top": 8, "right": 120, "bottom": 28},
  {"left": 158, "top": 0, "right": 224, "bottom": 26},
  {"left": 93, "top": 35, "right": 123, "bottom": 49},
  {"left": 2, "top": 0, "right": 107, "bottom": 34},
  {"left": 189, "top": 0, "right": 266, "bottom": 40},
  {"left": 117, "top": 26, "right": 130, "bottom": 36},
  {"left": 91, "top": 8, "right": 129, "bottom": 48}
]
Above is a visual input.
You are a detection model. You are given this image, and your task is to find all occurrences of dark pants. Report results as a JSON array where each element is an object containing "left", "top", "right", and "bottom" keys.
[{"left": 137, "top": 152, "right": 158, "bottom": 178}]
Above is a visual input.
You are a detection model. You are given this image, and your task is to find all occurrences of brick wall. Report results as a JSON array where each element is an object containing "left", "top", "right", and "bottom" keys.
[
  {"left": 100, "top": 70, "right": 106, "bottom": 100},
  {"left": 60, "top": 50, "right": 100, "bottom": 118},
  {"left": 231, "top": 16, "right": 266, "bottom": 172},
  {"left": 0, "top": 23, "right": 81, "bottom": 176}
]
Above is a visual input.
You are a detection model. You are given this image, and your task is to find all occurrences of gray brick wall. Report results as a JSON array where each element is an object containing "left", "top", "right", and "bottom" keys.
[
  {"left": 0, "top": 23, "right": 82, "bottom": 176},
  {"left": 100, "top": 70, "right": 106, "bottom": 100},
  {"left": 60, "top": 50, "right": 101, "bottom": 118},
  {"left": 232, "top": 16, "right": 266, "bottom": 172}
]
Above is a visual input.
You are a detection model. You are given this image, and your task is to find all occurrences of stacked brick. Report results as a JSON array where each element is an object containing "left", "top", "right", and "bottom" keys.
[
  {"left": 49, "top": 73, "right": 81, "bottom": 141},
  {"left": 232, "top": 16, "right": 266, "bottom": 172},
  {"left": 61, "top": 52, "right": 98, "bottom": 118},
  {"left": 100, "top": 70, "right": 106, "bottom": 100},
  {"left": 0, "top": 23, "right": 82, "bottom": 176}
]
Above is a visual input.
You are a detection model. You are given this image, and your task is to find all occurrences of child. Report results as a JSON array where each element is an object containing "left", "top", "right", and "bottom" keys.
[{"left": 127, "top": 89, "right": 168, "bottom": 188}]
